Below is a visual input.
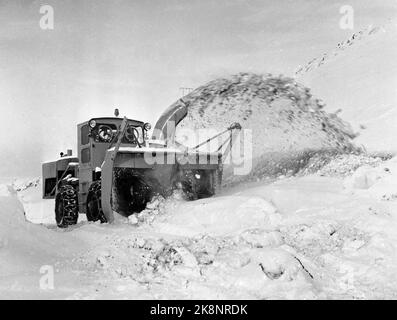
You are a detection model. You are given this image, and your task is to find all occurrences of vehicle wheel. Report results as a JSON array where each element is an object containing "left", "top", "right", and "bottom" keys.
[
  {"left": 86, "top": 181, "right": 107, "bottom": 223},
  {"left": 182, "top": 170, "right": 216, "bottom": 200},
  {"left": 55, "top": 185, "right": 79, "bottom": 228}
]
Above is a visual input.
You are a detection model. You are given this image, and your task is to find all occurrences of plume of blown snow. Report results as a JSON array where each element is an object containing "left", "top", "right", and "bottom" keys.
[{"left": 168, "top": 73, "right": 358, "bottom": 184}]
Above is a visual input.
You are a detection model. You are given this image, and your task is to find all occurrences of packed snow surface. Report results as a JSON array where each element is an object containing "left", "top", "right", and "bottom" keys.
[{"left": 1, "top": 156, "right": 397, "bottom": 299}]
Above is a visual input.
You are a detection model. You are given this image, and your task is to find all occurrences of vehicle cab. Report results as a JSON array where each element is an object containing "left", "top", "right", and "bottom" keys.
[{"left": 77, "top": 117, "right": 151, "bottom": 212}]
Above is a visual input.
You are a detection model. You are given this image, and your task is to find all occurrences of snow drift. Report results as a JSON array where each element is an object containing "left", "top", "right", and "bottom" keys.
[
  {"left": 0, "top": 185, "right": 51, "bottom": 275},
  {"left": 0, "top": 183, "right": 82, "bottom": 299}
]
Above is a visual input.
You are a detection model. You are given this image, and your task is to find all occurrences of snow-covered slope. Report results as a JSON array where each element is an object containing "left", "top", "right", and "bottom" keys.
[{"left": 297, "top": 23, "right": 397, "bottom": 153}]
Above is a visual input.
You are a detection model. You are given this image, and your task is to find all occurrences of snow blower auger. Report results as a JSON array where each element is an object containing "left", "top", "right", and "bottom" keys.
[{"left": 42, "top": 107, "right": 241, "bottom": 227}]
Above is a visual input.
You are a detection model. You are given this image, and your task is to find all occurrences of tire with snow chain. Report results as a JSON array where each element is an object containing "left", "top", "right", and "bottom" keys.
[
  {"left": 181, "top": 170, "right": 217, "bottom": 200},
  {"left": 86, "top": 181, "right": 107, "bottom": 223},
  {"left": 55, "top": 184, "right": 79, "bottom": 228}
]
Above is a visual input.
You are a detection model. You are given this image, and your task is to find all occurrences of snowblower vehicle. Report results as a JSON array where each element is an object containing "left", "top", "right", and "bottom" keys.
[{"left": 42, "top": 105, "right": 240, "bottom": 228}]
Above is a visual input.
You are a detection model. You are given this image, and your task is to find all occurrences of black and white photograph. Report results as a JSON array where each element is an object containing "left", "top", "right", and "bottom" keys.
[{"left": 1, "top": 0, "right": 397, "bottom": 304}]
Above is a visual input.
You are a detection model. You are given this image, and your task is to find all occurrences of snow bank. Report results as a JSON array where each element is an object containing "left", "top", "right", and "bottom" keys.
[
  {"left": 0, "top": 184, "right": 26, "bottom": 227},
  {"left": 0, "top": 184, "right": 77, "bottom": 279},
  {"left": 15, "top": 178, "right": 56, "bottom": 224},
  {"left": 0, "top": 184, "right": 38, "bottom": 275}
]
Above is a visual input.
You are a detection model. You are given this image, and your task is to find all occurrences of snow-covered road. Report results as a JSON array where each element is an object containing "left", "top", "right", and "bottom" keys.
[{"left": 1, "top": 155, "right": 397, "bottom": 299}]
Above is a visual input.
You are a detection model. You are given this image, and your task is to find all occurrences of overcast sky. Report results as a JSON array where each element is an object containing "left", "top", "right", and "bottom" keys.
[{"left": 1, "top": 0, "right": 396, "bottom": 178}]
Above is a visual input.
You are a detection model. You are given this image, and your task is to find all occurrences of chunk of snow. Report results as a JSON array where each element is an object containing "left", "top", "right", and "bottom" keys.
[{"left": 128, "top": 215, "right": 138, "bottom": 225}]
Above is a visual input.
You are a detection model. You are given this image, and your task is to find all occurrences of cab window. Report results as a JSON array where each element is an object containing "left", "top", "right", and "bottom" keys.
[
  {"left": 81, "top": 147, "right": 90, "bottom": 164},
  {"left": 81, "top": 124, "right": 89, "bottom": 145}
]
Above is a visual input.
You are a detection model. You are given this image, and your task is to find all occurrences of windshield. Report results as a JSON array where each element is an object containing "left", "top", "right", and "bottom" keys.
[{"left": 90, "top": 122, "right": 144, "bottom": 145}]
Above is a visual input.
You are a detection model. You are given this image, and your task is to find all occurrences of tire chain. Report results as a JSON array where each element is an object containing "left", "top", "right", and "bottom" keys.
[
  {"left": 58, "top": 184, "right": 78, "bottom": 225},
  {"left": 88, "top": 180, "right": 107, "bottom": 223}
]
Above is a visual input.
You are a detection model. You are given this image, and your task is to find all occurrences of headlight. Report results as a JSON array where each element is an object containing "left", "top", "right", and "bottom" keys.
[
  {"left": 144, "top": 123, "right": 151, "bottom": 131},
  {"left": 89, "top": 120, "right": 96, "bottom": 128}
]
